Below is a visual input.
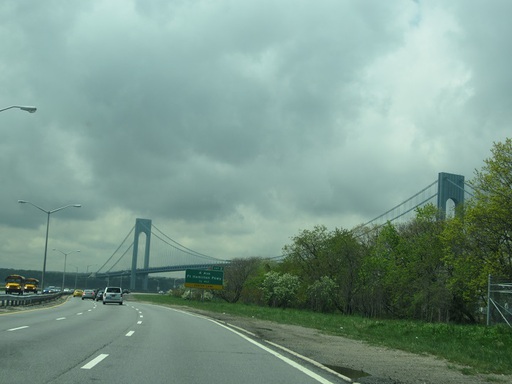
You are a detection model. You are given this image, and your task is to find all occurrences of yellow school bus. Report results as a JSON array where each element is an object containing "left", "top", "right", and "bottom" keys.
[
  {"left": 5, "top": 274, "right": 25, "bottom": 295},
  {"left": 24, "top": 277, "right": 39, "bottom": 294}
]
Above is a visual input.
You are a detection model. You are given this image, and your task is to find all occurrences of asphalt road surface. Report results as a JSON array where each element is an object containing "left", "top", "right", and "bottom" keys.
[{"left": 1, "top": 297, "right": 347, "bottom": 383}]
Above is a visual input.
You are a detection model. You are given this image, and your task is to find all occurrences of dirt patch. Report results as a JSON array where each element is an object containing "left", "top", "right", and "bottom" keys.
[{"left": 175, "top": 306, "right": 512, "bottom": 384}]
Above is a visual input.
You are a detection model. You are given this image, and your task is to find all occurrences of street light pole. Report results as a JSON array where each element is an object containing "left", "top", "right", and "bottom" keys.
[
  {"left": 85, "top": 264, "right": 96, "bottom": 288},
  {"left": 0, "top": 105, "right": 37, "bottom": 113},
  {"left": 18, "top": 200, "right": 81, "bottom": 292},
  {"left": 53, "top": 249, "right": 80, "bottom": 291},
  {"left": 69, "top": 266, "right": 79, "bottom": 289}
]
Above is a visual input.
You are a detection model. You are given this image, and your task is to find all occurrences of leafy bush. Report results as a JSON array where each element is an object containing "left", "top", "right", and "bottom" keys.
[
  {"left": 307, "top": 276, "right": 338, "bottom": 312},
  {"left": 261, "top": 271, "right": 300, "bottom": 308}
]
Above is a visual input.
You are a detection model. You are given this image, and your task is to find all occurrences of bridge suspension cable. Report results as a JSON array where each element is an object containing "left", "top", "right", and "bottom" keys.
[
  {"left": 361, "top": 179, "right": 438, "bottom": 227},
  {"left": 462, "top": 180, "right": 475, "bottom": 197},
  {"left": 151, "top": 223, "right": 226, "bottom": 262},
  {"left": 106, "top": 243, "right": 133, "bottom": 272},
  {"left": 96, "top": 225, "right": 134, "bottom": 273}
]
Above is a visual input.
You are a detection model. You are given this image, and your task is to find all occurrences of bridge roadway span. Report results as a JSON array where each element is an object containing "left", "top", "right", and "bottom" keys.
[{"left": 94, "top": 262, "right": 231, "bottom": 278}]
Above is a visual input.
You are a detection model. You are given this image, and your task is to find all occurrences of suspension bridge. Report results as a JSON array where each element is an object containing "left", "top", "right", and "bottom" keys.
[{"left": 92, "top": 172, "right": 474, "bottom": 291}]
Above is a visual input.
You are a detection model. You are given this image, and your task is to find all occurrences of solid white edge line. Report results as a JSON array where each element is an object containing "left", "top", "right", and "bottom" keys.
[
  {"left": 264, "top": 339, "right": 354, "bottom": 383},
  {"left": 210, "top": 319, "right": 339, "bottom": 384},
  {"left": 225, "top": 323, "right": 257, "bottom": 337},
  {"left": 143, "top": 303, "right": 351, "bottom": 384},
  {"left": 81, "top": 354, "right": 109, "bottom": 369}
]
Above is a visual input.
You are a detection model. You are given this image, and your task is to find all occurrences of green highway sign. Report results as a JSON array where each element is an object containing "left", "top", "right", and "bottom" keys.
[{"left": 185, "top": 269, "right": 224, "bottom": 290}]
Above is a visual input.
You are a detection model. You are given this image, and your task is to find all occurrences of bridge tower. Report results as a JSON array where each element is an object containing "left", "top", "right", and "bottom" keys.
[
  {"left": 437, "top": 172, "right": 465, "bottom": 218},
  {"left": 131, "top": 218, "right": 152, "bottom": 291}
]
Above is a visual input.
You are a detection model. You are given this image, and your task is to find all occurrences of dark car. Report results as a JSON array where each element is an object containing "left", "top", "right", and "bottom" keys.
[{"left": 95, "top": 290, "right": 104, "bottom": 301}]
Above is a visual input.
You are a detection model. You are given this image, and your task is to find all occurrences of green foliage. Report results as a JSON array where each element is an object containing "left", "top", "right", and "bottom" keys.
[
  {"left": 468, "top": 138, "right": 512, "bottom": 280},
  {"left": 214, "top": 257, "right": 262, "bottom": 303},
  {"left": 261, "top": 271, "right": 300, "bottom": 308},
  {"left": 281, "top": 225, "right": 331, "bottom": 282},
  {"left": 306, "top": 276, "right": 338, "bottom": 312},
  {"left": 238, "top": 264, "right": 268, "bottom": 305},
  {"left": 441, "top": 139, "right": 512, "bottom": 322},
  {"left": 282, "top": 226, "right": 364, "bottom": 314}
]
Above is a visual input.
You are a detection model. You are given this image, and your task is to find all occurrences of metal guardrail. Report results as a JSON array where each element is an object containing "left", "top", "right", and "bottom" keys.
[{"left": 0, "top": 292, "right": 63, "bottom": 308}]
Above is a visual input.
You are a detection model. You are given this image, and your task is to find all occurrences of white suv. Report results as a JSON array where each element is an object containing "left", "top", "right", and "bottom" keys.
[{"left": 102, "top": 286, "right": 123, "bottom": 305}]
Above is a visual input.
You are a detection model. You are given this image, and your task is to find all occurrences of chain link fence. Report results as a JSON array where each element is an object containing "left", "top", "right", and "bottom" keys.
[{"left": 487, "top": 275, "right": 512, "bottom": 327}]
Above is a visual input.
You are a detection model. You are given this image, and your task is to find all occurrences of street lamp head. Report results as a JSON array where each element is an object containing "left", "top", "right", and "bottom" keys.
[
  {"left": 18, "top": 200, "right": 27, "bottom": 204},
  {"left": 0, "top": 105, "right": 37, "bottom": 113},
  {"left": 73, "top": 204, "right": 82, "bottom": 208},
  {"left": 53, "top": 248, "right": 81, "bottom": 255},
  {"left": 19, "top": 106, "right": 37, "bottom": 113}
]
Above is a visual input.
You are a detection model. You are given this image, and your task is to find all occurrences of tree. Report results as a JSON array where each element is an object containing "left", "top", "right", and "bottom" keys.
[
  {"left": 306, "top": 276, "right": 338, "bottom": 313},
  {"left": 261, "top": 271, "right": 300, "bottom": 308},
  {"left": 282, "top": 226, "right": 364, "bottom": 313},
  {"left": 281, "top": 225, "right": 331, "bottom": 283},
  {"left": 360, "top": 206, "right": 451, "bottom": 321},
  {"left": 442, "top": 138, "right": 512, "bottom": 322},
  {"left": 397, "top": 204, "right": 450, "bottom": 322},
  {"left": 358, "top": 222, "right": 402, "bottom": 318},
  {"left": 468, "top": 138, "right": 512, "bottom": 280},
  {"left": 325, "top": 228, "right": 365, "bottom": 314},
  {"left": 215, "top": 257, "right": 262, "bottom": 303},
  {"left": 441, "top": 205, "right": 485, "bottom": 323}
]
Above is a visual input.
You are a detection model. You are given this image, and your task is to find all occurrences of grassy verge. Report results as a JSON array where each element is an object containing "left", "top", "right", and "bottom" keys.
[{"left": 132, "top": 294, "right": 512, "bottom": 375}]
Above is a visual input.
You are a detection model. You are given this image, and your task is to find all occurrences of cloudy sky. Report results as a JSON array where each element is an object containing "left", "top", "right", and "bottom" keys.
[{"left": 1, "top": 0, "right": 510, "bottom": 275}]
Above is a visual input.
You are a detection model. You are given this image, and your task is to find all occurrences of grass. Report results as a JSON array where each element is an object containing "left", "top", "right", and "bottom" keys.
[{"left": 132, "top": 294, "right": 512, "bottom": 375}]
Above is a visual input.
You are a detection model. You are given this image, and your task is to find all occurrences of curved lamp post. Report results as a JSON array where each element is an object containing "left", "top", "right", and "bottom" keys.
[
  {"left": 53, "top": 249, "right": 80, "bottom": 291},
  {"left": 69, "top": 265, "right": 79, "bottom": 289},
  {"left": 85, "top": 264, "right": 96, "bottom": 289},
  {"left": 0, "top": 105, "right": 37, "bottom": 113},
  {"left": 18, "top": 200, "right": 81, "bottom": 292}
]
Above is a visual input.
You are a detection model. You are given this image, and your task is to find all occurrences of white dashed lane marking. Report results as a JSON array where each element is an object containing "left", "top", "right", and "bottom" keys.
[
  {"left": 8, "top": 326, "right": 29, "bottom": 331},
  {"left": 81, "top": 354, "right": 109, "bottom": 369}
]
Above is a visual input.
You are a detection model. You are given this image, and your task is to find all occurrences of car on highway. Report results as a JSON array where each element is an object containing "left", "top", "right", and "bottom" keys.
[
  {"left": 95, "top": 290, "right": 104, "bottom": 301},
  {"left": 103, "top": 286, "right": 123, "bottom": 305},
  {"left": 73, "top": 289, "right": 84, "bottom": 297},
  {"left": 81, "top": 289, "right": 95, "bottom": 300},
  {"left": 42, "top": 286, "right": 58, "bottom": 294}
]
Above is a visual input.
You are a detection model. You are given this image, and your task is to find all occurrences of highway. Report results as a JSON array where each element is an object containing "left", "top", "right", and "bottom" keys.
[{"left": 0, "top": 297, "right": 345, "bottom": 383}]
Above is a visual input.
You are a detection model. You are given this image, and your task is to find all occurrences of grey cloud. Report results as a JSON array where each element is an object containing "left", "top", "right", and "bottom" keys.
[{"left": 1, "top": 0, "right": 511, "bottom": 271}]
